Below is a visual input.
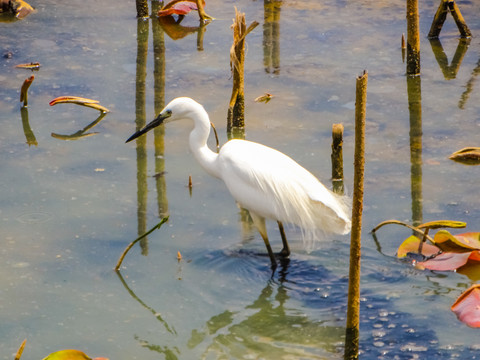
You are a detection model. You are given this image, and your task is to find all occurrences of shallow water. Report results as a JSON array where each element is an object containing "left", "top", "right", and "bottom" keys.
[{"left": 1, "top": 0, "right": 480, "bottom": 359}]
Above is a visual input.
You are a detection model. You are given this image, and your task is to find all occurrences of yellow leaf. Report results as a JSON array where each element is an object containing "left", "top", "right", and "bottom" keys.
[
  {"left": 434, "top": 230, "right": 480, "bottom": 252},
  {"left": 417, "top": 220, "right": 466, "bottom": 230}
]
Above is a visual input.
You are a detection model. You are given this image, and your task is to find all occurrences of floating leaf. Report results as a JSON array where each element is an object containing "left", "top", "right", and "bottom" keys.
[
  {"left": 14, "top": 0, "right": 35, "bottom": 19},
  {"left": 254, "top": 93, "right": 274, "bottom": 103},
  {"left": 41, "top": 349, "right": 108, "bottom": 360},
  {"left": 468, "top": 250, "right": 480, "bottom": 262},
  {"left": 177, "top": 251, "right": 182, "bottom": 261},
  {"left": 434, "top": 230, "right": 480, "bottom": 252},
  {"left": 15, "top": 62, "right": 40, "bottom": 70},
  {"left": 49, "top": 96, "right": 99, "bottom": 106},
  {"left": 417, "top": 251, "right": 471, "bottom": 271},
  {"left": 449, "top": 147, "right": 480, "bottom": 165},
  {"left": 397, "top": 235, "right": 439, "bottom": 258},
  {"left": 451, "top": 284, "right": 480, "bottom": 327},
  {"left": 158, "top": 0, "right": 205, "bottom": 17},
  {"left": 1, "top": 0, "right": 35, "bottom": 19}
]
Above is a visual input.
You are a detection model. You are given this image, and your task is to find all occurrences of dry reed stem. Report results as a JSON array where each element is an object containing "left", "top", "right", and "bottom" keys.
[
  {"left": 344, "top": 70, "right": 367, "bottom": 360},
  {"left": 20, "top": 75, "right": 34, "bottom": 106},
  {"left": 115, "top": 216, "right": 169, "bottom": 271},
  {"left": 228, "top": 7, "right": 258, "bottom": 129}
]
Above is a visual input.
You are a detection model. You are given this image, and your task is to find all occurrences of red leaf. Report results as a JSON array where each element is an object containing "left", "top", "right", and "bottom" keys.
[
  {"left": 469, "top": 250, "right": 480, "bottom": 262},
  {"left": 417, "top": 251, "right": 472, "bottom": 271},
  {"left": 451, "top": 284, "right": 480, "bottom": 327},
  {"left": 158, "top": 1, "right": 200, "bottom": 17}
]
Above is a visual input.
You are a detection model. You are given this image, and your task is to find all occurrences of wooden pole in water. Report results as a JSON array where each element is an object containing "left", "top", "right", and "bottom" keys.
[
  {"left": 448, "top": 0, "right": 471, "bottom": 38},
  {"left": 406, "top": 0, "right": 420, "bottom": 75},
  {"left": 428, "top": 0, "right": 471, "bottom": 39},
  {"left": 344, "top": 70, "right": 367, "bottom": 360}
]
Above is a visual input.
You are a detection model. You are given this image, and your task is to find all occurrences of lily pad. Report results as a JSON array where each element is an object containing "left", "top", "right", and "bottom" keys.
[{"left": 451, "top": 284, "right": 480, "bottom": 328}]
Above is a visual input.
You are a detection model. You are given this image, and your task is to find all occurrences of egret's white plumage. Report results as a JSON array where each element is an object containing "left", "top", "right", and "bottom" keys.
[{"left": 126, "top": 97, "right": 351, "bottom": 268}]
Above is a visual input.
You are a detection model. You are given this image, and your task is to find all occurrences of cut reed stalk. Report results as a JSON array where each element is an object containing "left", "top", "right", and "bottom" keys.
[{"left": 344, "top": 70, "right": 367, "bottom": 360}]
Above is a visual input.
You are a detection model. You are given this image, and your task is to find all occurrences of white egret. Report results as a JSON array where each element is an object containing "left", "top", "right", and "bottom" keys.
[{"left": 126, "top": 97, "right": 351, "bottom": 269}]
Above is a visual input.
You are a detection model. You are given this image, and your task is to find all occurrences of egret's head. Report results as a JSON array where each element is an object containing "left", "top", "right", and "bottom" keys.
[{"left": 126, "top": 97, "right": 201, "bottom": 143}]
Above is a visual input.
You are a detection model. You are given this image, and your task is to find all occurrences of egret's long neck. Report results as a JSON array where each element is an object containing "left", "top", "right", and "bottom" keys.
[{"left": 187, "top": 108, "right": 221, "bottom": 179}]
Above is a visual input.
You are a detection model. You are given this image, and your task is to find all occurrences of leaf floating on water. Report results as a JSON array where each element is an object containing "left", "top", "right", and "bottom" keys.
[
  {"left": 49, "top": 96, "right": 110, "bottom": 113},
  {"left": 14, "top": 0, "right": 35, "bottom": 19},
  {"left": 177, "top": 251, "right": 182, "bottom": 261},
  {"left": 158, "top": 1, "right": 199, "bottom": 16},
  {"left": 1, "top": 0, "right": 36, "bottom": 19},
  {"left": 15, "top": 62, "right": 40, "bottom": 70},
  {"left": 449, "top": 147, "right": 480, "bottom": 165},
  {"left": 451, "top": 284, "right": 480, "bottom": 328},
  {"left": 417, "top": 251, "right": 472, "bottom": 271},
  {"left": 434, "top": 230, "right": 480, "bottom": 252},
  {"left": 158, "top": 0, "right": 212, "bottom": 20},
  {"left": 254, "top": 93, "right": 274, "bottom": 103},
  {"left": 41, "top": 349, "right": 108, "bottom": 360},
  {"left": 49, "top": 96, "right": 100, "bottom": 105}
]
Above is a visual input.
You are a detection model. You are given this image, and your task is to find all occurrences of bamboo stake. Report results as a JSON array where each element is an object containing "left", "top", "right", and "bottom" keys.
[
  {"left": 344, "top": 71, "right": 367, "bottom": 360},
  {"left": 331, "top": 123, "right": 344, "bottom": 195}
]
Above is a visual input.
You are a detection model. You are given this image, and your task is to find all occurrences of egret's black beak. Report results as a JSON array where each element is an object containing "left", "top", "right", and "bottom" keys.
[{"left": 126, "top": 111, "right": 171, "bottom": 143}]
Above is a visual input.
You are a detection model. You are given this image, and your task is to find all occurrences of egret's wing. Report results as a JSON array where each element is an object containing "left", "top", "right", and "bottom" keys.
[{"left": 218, "top": 140, "right": 351, "bottom": 241}]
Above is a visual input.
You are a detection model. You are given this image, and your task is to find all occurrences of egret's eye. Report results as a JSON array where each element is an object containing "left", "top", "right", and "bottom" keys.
[{"left": 166, "top": 109, "right": 172, "bottom": 116}]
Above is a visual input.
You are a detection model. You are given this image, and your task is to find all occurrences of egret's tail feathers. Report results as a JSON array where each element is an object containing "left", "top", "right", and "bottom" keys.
[{"left": 294, "top": 192, "right": 352, "bottom": 252}]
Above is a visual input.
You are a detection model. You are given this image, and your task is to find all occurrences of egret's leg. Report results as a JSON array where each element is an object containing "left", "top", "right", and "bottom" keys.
[
  {"left": 277, "top": 221, "right": 290, "bottom": 257},
  {"left": 250, "top": 213, "right": 277, "bottom": 269}
]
